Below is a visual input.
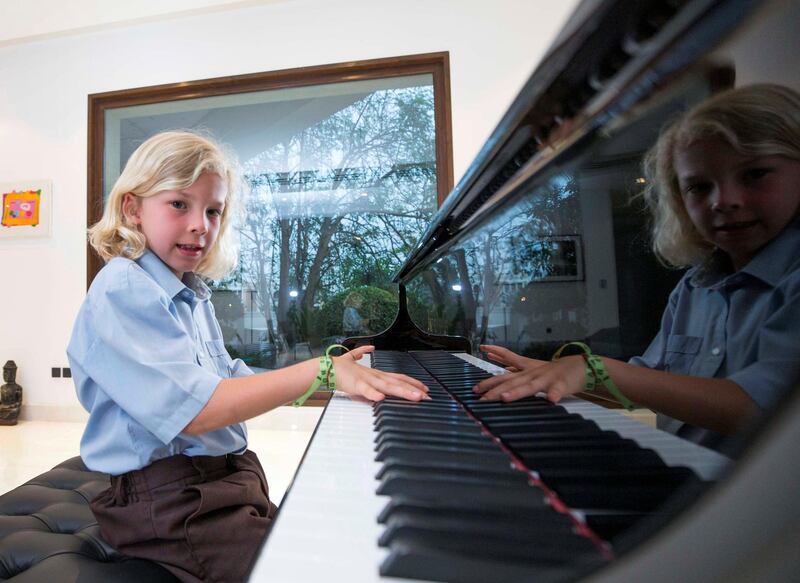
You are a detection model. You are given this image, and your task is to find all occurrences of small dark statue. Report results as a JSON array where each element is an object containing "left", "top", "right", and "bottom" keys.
[{"left": 0, "top": 360, "right": 22, "bottom": 426}]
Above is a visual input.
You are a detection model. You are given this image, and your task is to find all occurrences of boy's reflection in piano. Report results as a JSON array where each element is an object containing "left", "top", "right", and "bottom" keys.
[{"left": 475, "top": 84, "right": 800, "bottom": 451}]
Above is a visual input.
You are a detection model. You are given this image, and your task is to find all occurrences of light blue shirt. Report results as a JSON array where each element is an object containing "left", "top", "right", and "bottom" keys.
[
  {"left": 68, "top": 251, "right": 252, "bottom": 475},
  {"left": 630, "top": 220, "right": 800, "bottom": 448}
]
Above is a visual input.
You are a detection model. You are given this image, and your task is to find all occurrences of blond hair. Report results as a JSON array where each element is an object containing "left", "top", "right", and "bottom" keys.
[
  {"left": 642, "top": 83, "right": 800, "bottom": 267},
  {"left": 89, "top": 130, "right": 242, "bottom": 279}
]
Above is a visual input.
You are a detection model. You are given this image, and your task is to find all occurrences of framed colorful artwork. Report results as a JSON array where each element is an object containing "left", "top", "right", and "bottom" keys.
[{"left": 0, "top": 180, "right": 52, "bottom": 240}]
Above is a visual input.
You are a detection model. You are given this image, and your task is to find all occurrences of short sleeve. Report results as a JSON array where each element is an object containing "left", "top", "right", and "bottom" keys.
[
  {"left": 230, "top": 358, "right": 254, "bottom": 378},
  {"left": 727, "top": 278, "right": 800, "bottom": 409},
  {"left": 82, "top": 263, "right": 221, "bottom": 444}
]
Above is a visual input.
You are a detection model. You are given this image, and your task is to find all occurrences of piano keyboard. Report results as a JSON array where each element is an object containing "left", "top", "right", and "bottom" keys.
[
  {"left": 249, "top": 350, "right": 730, "bottom": 583},
  {"left": 456, "top": 352, "right": 729, "bottom": 482}
]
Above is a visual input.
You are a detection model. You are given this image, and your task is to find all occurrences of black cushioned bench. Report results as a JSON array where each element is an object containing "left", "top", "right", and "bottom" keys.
[{"left": 0, "top": 457, "right": 177, "bottom": 582}]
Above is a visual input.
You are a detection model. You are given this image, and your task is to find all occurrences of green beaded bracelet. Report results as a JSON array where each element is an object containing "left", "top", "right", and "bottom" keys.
[
  {"left": 324, "top": 344, "right": 350, "bottom": 391},
  {"left": 292, "top": 344, "right": 350, "bottom": 407},
  {"left": 292, "top": 355, "right": 332, "bottom": 407},
  {"left": 552, "top": 341, "right": 635, "bottom": 411}
]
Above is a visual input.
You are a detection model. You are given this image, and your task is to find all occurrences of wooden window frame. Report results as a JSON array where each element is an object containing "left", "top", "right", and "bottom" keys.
[{"left": 86, "top": 52, "right": 453, "bottom": 287}]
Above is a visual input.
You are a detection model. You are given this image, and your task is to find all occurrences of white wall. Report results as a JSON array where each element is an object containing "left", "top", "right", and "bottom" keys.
[
  {"left": 0, "top": 0, "right": 579, "bottom": 419},
  {"left": 0, "top": 0, "right": 285, "bottom": 46}
]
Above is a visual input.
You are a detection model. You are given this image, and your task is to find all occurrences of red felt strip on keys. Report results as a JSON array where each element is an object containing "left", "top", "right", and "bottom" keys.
[
  {"left": 469, "top": 406, "right": 614, "bottom": 560},
  {"left": 417, "top": 355, "right": 615, "bottom": 562}
]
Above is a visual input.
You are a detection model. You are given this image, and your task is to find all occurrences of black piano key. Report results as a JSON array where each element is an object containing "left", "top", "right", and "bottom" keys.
[
  {"left": 375, "top": 400, "right": 460, "bottom": 411},
  {"left": 374, "top": 425, "right": 482, "bottom": 442},
  {"left": 378, "top": 496, "right": 576, "bottom": 529},
  {"left": 376, "top": 438, "right": 499, "bottom": 459},
  {"left": 583, "top": 512, "right": 655, "bottom": 540},
  {"left": 550, "top": 480, "right": 696, "bottom": 512},
  {"left": 538, "top": 467, "right": 705, "bottom": 511},
  {"left": 380, "top": 514, "right": 596, "bottom": 553},
  {"left": 376, "top": 443, "right": 511, "bottom": 466},
  {"left": 378, "top": 465, "right": 531, "bottom": 486},
  {"left": 374, "top": 407, "right": 470, "bottom": 421},
  {"left": 486, "top": 420, "right": 604, "bottom": 437},
  {"left": 374, "top": 418, "right": 484, "bottom": 434},
  {"left": 375, "top": 458, "right": 516, "bottom": 480},
  {"left": 375, "top": 434, "right": 499, "bottom": 452},
  {"left": 374, "top": 427, "right": 494, "bottom": 446},
  {"left": 380, "top": 539, "right": 588, "bottom": 583},
  {"left": 377, "top": 470, "right": 544, "bottom": 507},
  {"left": 467, "top": 405, "right": 567, "bottom": 418},
  {"left": 496, "top": 428, "right": 612, "bottom": 442},
  {"left": 536, "top": 465, "right": 699, "bottom": 482},
  {"left": 432, "top": 379, "right": 492, "bottom": 388},
  {"left": 375, "top": 429, "right": 493, "bottom": 448},
  {"left": 515, "top": 448, "right": 667, "bottom": 472},
  {"left": 383, "top": 529, "right": 592, "bottom": 564},
  {"left": 507, "top": 437, "right": 643, "bottom": 452},
  {"left": 482, "top": 413, "right": 590, "bottom": 429},
  {"left": 374, "top": 413, "right": 479, "bottom": 426},
  {"left": 503, "top": 429, "right": 624, "bottom": 447},
  {"left": 480, "top": 412, "right": 587, "bottom": 425},
  {"left": 469, "top": 395, "right": 555, "bottom": 407},
  {"left": 375, "top": 459, "right": 522, "bottom": 482}
]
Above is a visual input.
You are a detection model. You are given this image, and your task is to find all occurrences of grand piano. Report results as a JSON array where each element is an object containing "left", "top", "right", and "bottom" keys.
[{"left": 250, "top": 0, "right": 800, "bottom": 581}]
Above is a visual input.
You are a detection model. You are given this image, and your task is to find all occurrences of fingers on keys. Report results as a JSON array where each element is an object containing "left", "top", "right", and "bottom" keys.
[
  {"left": 364, "top": 369, "right": 429, "bottom": 402},
  {"left": 473, "top": 369, "right": 564, "bottom": 404}
]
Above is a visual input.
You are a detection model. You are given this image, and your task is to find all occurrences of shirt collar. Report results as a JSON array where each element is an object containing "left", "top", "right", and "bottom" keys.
[
  {"left": 136, "top": 251, "right": 211, "bottom": 301},
  {"left": 740, "top": 218, "right": 800, "bottom": 287},
  {"left": 689, "top": 218, "right": 800, "bottom": 289},
  {"left": 688, "top": 252, "right": 733, "bottom": 288}
]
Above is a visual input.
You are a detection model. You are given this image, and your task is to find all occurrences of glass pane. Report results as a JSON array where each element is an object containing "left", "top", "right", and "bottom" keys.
[
  {"left": 407, "top": 79, "right": 711, "bottom": 360},
  {"left": 104, "top": 74, "right": 438, "bottom": 370}
]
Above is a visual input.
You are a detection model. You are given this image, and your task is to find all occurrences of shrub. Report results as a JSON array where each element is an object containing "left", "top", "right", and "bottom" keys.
[{"left": 315, "top": 285, "right": 399, "bottom": 338}]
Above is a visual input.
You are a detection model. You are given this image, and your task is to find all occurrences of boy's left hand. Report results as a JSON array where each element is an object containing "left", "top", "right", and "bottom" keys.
[
  {"left": 473, "top": 355, "right": 585, "bottom": 403},
  {"left": 332, "top": 345, "right": 429, "bottom": 402},
  {"left": 480, "top": 344, "right": 540, "bottom": 372}
]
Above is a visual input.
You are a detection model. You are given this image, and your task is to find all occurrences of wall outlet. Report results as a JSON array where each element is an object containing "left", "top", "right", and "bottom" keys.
[
  {"left": 62, "top": 367, "right": 72, "bottom": 378},
  {"left": 51, "top": 367, "right": 61, "bottom": 378}
]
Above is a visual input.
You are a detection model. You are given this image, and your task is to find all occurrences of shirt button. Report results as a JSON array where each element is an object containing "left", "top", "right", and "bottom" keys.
[{"left": 711, "top": 347, "right": 721, "bottom": 356}]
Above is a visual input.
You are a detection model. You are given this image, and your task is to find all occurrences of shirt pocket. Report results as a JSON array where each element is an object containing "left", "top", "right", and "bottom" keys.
[
  {"left": 663, "top": 334, "right": 702, "bottom": 374},
  {"left": 205, "top": 339, "right": 232, "bottom": 377}
]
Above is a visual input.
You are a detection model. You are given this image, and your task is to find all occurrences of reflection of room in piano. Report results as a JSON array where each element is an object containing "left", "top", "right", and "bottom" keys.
[{"left": 254, "top": 1, "right": 800, "bottom": 582}]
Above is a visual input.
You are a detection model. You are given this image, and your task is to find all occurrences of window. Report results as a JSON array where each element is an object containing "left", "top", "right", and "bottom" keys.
[{"left": 88, "top": 54, "right": 452, "bottom": 371}]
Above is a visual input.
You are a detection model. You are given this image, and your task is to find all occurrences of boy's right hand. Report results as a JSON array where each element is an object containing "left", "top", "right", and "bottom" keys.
[{"left": 332, "top": 346, "right": 429, "bottom": 402}]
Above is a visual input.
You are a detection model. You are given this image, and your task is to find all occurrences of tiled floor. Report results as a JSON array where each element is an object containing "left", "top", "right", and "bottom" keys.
[{"left": 0, "top": 407, "right": 323, "bottom": 504}]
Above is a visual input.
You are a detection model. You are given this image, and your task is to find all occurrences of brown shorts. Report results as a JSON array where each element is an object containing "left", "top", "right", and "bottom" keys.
[{"left": 90, "top": 450, "right": 278, "bottom": 583}]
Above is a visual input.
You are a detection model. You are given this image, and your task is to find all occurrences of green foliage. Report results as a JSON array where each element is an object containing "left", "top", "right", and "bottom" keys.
[
  {"left": 315, "top": 285, "right": 399, "bottom": 337},
  {"left": 406, "top": 280, "right": 437, "bottom": 332},
  {"left": 225, "top": 345, "right": 248, "bottom": 363}
]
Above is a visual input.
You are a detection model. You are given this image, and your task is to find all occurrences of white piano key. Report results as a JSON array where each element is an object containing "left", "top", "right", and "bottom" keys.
[{"left": 249, "top": 356, "right": 427, "bottom": 583}]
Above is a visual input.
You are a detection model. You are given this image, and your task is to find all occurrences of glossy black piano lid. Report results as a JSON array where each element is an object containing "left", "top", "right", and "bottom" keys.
[
  {"left": 399, "top": 0, "right": 792, "bottom": 366},
  {"left": 394, "top": 0, "right": 764, "bottom": 284}
]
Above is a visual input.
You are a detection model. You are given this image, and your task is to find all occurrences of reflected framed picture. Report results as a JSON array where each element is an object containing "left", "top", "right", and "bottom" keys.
[
  {"left": 0, "top": 180, "right": 53, "bottom": 240},
  {"left": 530, "top": 235, "right": 583, "bottom": 282}
]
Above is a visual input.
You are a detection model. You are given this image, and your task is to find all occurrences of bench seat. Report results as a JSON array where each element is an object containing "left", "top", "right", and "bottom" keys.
[{"left": 0, "top": 457, "right": 177, "bottom": 582}]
